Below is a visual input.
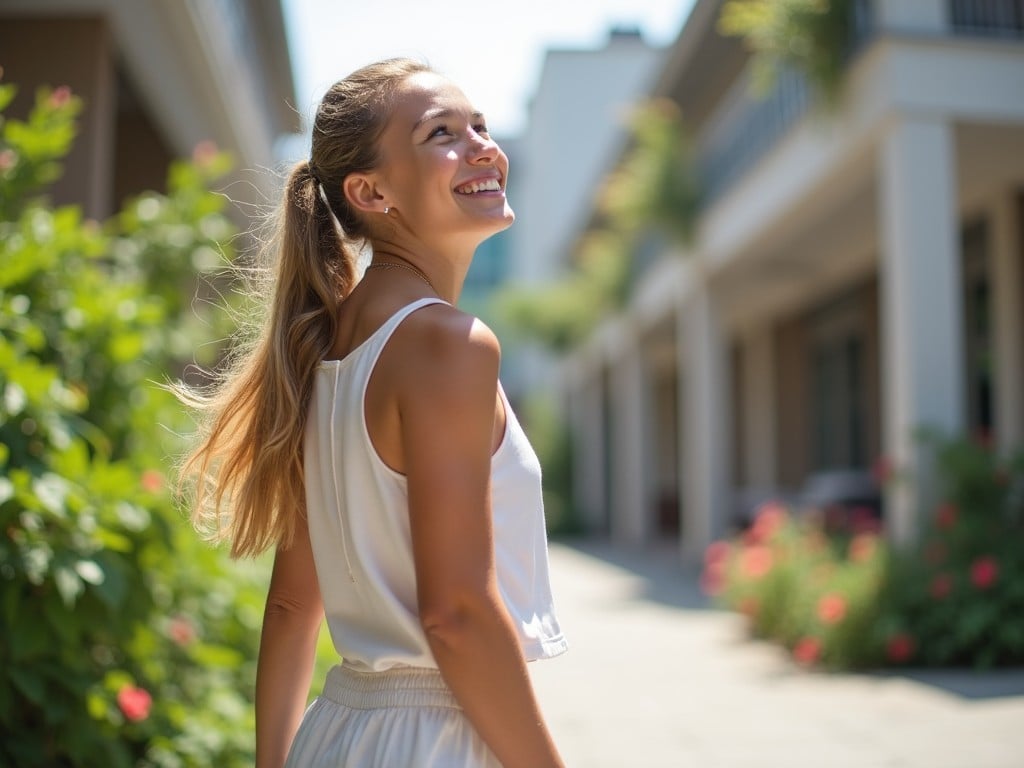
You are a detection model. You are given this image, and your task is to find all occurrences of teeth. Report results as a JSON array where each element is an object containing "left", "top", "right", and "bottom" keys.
[{"left": 457, "top": 178, "right": 501, "bottom": 194}]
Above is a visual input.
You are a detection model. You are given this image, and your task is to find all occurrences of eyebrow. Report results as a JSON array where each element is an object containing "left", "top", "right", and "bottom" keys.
[{"left": 413, "top": 108, "right": 485, "bottom": 133}]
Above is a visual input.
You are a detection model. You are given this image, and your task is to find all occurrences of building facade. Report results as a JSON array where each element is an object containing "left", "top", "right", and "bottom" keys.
[
  {"left": 0, "top": 0, "right": 297, "bottom": 220},
  {"left": 560, "top": 0, "right": 1024, "bottom": 561}
]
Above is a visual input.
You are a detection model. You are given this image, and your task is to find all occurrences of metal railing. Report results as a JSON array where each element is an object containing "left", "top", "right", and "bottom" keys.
[
  {"left": 697, "top": 0, "right": 874, "bottom": 206},
  {"left": 951, "top": 0, "right": 1024, "bottom": 37}
]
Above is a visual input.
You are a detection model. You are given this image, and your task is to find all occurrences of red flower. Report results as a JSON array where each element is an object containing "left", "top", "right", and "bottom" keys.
[
  {"left": 48, "top": 85, "right": 72, "bottom": 108},
  {"left": 117, "top": 685, "right": 152, "bottom": 722},
  {"left": 930, "top": 573, "right": 953, "bottom": 599},
  {"left": 848, "top": 534, "right": 877, "bottom": 563},
  {"left": 816, "top": 593, "right": 847, "bottom": 625},
  {"left": 748, "top": 502, "right": 787, "bottom": 543},
  {"left": 739, "top": 545, "right": 773, "bottom": 580},
  {"left": 935, "top": 503, "right": 957, "bottom": 531},
  {"left": 970, "top": 556, "right": 999, "bottom": 590},
  {"left": 886, "top": 633, "right": 915, "bottom": 663},
  {"left": 168, "top": 615, "right": 197, "bottom": 646},
  {"left": 140, "top": 469, "right": 164, "bottom": 494},
  {"left": 793, "top": 636, "right": 822, "bottom": 666}
]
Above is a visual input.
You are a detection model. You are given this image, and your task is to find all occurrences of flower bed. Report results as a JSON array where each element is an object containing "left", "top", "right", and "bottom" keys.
[{"left": 704, "top": 436, "right": 1024, "bottom": 670}]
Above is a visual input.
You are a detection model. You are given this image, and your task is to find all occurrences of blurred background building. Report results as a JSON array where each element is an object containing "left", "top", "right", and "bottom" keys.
[
  {"left": 557, "top": 0, "right": 1024, "bottom": 561},
  {"left": 0, "top": 0, "right": 297, "bottom": 221},
  {"left": 498, "top": 26, "right": 663, "bottom": 400}
]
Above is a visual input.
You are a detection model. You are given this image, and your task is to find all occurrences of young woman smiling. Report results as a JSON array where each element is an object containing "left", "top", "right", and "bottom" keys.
[{"left": 177, "top": 59, "right": 567, "bottom": 767}]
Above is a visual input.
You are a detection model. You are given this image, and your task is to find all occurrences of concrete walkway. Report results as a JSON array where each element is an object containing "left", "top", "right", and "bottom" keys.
[{"left": 530, "top": 539, "right": 1024, "bottom": 768}]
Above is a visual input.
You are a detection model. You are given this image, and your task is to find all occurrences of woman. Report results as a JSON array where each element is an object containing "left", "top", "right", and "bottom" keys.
[{"left": 179, "top": 59, "right": 567, "bottom": 767}]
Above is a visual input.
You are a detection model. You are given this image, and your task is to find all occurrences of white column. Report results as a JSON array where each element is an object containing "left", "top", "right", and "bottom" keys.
[
  {"left": 680, "top": 282, "right": 730, "bottom": 561},
  {"left": 874, "top": 0, "right": 948, "bottom": 33},
  {"left": 741, "top": 327, "right": 778, "bottom": 491},
  {"left": 570, "top": 362, "right": 609, "bottom": 532},
  {"left": 991, "top": 191, "right": 1024, "bottom": 452},
  {"left": 608, "top": 328, "right": 650, "bottom": 546},
  {"left": 879, "top": 116, "right": 963, "bottom": 546}
]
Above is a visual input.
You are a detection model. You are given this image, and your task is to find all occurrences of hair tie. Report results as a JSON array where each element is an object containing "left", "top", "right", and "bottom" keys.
[{"left": 308, "top": 160, "right": 322, "bottom": 187}]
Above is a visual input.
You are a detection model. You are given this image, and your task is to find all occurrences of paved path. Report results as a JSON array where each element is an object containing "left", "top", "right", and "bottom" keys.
[{"left": 529, "top": 539, "right": 1024, "bottom": 768}]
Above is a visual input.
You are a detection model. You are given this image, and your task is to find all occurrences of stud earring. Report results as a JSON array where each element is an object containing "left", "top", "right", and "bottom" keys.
[{"left": 383, "top": 206, "right": 390, "bottom": 215}]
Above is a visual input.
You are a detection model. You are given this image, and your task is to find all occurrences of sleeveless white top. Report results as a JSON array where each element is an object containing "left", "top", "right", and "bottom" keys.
[{"left": 304, "top": 298, "right": 568, "bottom": 672}]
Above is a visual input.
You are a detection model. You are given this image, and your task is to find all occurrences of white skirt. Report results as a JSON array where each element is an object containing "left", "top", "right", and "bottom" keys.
[{"left": 284, "top": 664, "right": 503, "bottom": 767}]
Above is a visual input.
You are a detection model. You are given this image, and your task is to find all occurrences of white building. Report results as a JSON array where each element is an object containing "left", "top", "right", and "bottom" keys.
[
  {"left": 0, "top": 0, "right": 297, "bottom": 220},
  {"left": 560, "top": 0, "right": 1024, "bottom": 560},
  {"left": 506, "top": 27, "right": 662, "bottom": 400}
]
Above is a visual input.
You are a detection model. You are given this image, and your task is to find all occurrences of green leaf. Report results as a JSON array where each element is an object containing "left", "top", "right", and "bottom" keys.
[
  {"left": 9, "top": 666, "right": 46, "bottom": 705},
  {"left": 74, "top": 559, "right": 104, "bottom": 585},
  {"left": 54, "top": 565, "right": 83, "bottom": 606}
]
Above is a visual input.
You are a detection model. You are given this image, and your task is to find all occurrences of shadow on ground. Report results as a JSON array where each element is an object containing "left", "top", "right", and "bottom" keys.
[
  {"left": 554, "top": 535, "right": 1024, "bottom": 702},
  {"left": 552, "top": 535, "right": 716, "bottom": 612}
]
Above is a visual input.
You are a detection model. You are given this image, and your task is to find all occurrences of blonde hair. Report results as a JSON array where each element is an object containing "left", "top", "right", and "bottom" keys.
[{"left": 177, "top": 58, "right": 431, "bottom": 558}]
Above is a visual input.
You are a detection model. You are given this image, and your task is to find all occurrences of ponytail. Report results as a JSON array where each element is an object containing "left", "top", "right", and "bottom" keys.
[{"left": 176, "top": 160, "right": 357, "bottom": 557}]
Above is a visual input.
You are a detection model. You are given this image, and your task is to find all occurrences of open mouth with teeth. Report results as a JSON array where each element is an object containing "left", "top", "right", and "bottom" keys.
[{"left": 455, "top": 178, "right": 503, "bottom": 195}]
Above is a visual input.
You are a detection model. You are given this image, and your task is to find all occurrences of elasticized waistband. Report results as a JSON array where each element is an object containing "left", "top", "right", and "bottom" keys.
[{"left": 322, "top": 664, "right": 462, "bottom": 711}]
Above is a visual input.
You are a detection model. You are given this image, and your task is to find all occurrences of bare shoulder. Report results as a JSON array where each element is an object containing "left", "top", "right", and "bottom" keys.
[{"left": 393, "top": 303, "right": 501, "bottom": 383}]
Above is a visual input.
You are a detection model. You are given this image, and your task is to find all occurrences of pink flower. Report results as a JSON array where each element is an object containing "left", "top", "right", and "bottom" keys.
[
  {"left": 749, "top": 502, "right": 787, "bottom": 543},
  {"left": 970, "top": 556, "right": 999, "bottom": 590},
  {"left": 117, "top": 685, "right": 152, "bottom": 722},
  {"left": 48, "top": 85, "right": 72, "bottom": 108},
  {"left": 0, "top": 149, "right": 16, "bottom": 171},
  {"left": 930, "top": 573, "right": 953, "bottom": 599},
  {"left": 739, "top": 545, "right": 773, "bottom": 580},
  {"left": 935, "top": 503, "right": 957, "bottom": 531},
  {"left": 848, "top": 534, "right": 877, "bottom": 563},
  {"left": 793, "top": 636, "right": 822, "bottom": 666},
  {"left": 886, "top": 633, "right": 915, "bottom": 663},
  {"left": 140, "top": 469, "right": 164, "bottom": 494},
  {"left": 816, "top": 593, "right": 847, "bottom": 625},
  {"left": 168, "top": 615, "right": 197, "bottom": 646},
  {"left": 704, "top": 540, "right": 731, "bottom": 567},
  {"left": 192, "top": 140, "right": 219, "bottom": 167}
]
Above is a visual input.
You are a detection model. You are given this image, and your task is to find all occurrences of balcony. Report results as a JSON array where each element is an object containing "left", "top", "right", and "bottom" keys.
[
  {"left": 696, "top": 0, "right": 874, "bottom": 207},
  {"left": 951, "top": 0, "right": 1024, "bottom": 37}
]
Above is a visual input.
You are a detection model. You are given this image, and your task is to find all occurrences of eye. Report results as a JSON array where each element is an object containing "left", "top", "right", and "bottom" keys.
[
  {"left": 427, "top": 124, "right": 451, "bottom": 139},
  {"left": 473, "top": 123, "right": 490, "bottom": 136}
]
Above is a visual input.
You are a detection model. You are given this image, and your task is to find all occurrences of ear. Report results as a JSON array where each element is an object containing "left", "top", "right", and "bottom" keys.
[{"left": 343, "top": 172, "right": 387, "bottom": 215}]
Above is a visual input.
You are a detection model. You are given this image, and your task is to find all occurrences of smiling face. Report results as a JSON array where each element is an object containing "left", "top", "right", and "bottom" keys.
[{"left": 367, "top": 72, "right": 514, "bottom": 247}]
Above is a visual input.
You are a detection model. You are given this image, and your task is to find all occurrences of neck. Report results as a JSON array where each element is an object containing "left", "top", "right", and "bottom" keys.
[{"left": 369, "top": 238, "right": 475, "bottom": 305}]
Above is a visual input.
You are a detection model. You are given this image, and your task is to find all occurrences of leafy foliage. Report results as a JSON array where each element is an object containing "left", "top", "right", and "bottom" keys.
[
  {"left": 499, "top": 101, "right": 695, "bottom": 351},
  {"left": 705, "top": 434, "right": 1024, "bottom": 671},
  {"left": 719, "top": 0, "right": 854, "bottom": 104},
  {"left": 0, "top": 79, "right": 268, "bottom": 766}
]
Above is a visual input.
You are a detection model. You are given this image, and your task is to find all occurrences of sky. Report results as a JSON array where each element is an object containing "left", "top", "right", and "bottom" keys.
[{"left": 281, "top": 0, "right": 697, "bottom": 144}]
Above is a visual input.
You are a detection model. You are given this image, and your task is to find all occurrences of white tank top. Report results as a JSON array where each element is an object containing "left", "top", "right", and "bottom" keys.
[{"left": 304, "top": 298, "right": 568, "bottom": 671}]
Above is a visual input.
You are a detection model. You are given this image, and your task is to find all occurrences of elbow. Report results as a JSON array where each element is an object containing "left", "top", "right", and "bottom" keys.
[
  {"left": 264, "top": 589, "right": 322, "bottom": 626},
  {"left": 418, "top": 591, "right": 495, "bottom": 650}
]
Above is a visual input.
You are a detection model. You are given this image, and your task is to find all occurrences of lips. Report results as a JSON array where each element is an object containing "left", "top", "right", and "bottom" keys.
[{"left": 455, "top": 177, "right": 502, "bottom": 195}]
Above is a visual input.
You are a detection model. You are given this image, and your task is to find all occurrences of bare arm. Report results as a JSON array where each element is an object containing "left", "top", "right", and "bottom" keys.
[
  {"left": 398, "top": 310, "right": 563, "bottom": 768},
  {"left": 254, "top": 513, "right": 324, "bottom": 768}
]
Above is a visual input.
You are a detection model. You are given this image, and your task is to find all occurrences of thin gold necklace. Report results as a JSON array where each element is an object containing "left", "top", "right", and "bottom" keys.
[{"left": 364, "top": 260, "right": 434, "bottom": 292}]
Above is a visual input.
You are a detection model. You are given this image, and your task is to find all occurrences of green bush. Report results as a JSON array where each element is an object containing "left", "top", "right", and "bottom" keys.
[
  {"left": 705, "top": 434, "right": 1024, "bottom": 670},
  {"left": 0, "top": 79, "right": 267, "bottom": 766}
]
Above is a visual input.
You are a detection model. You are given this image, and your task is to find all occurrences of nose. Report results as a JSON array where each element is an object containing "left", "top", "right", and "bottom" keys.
[{"left": 467, "top": 130, "right": 499, "bottom": 164}]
